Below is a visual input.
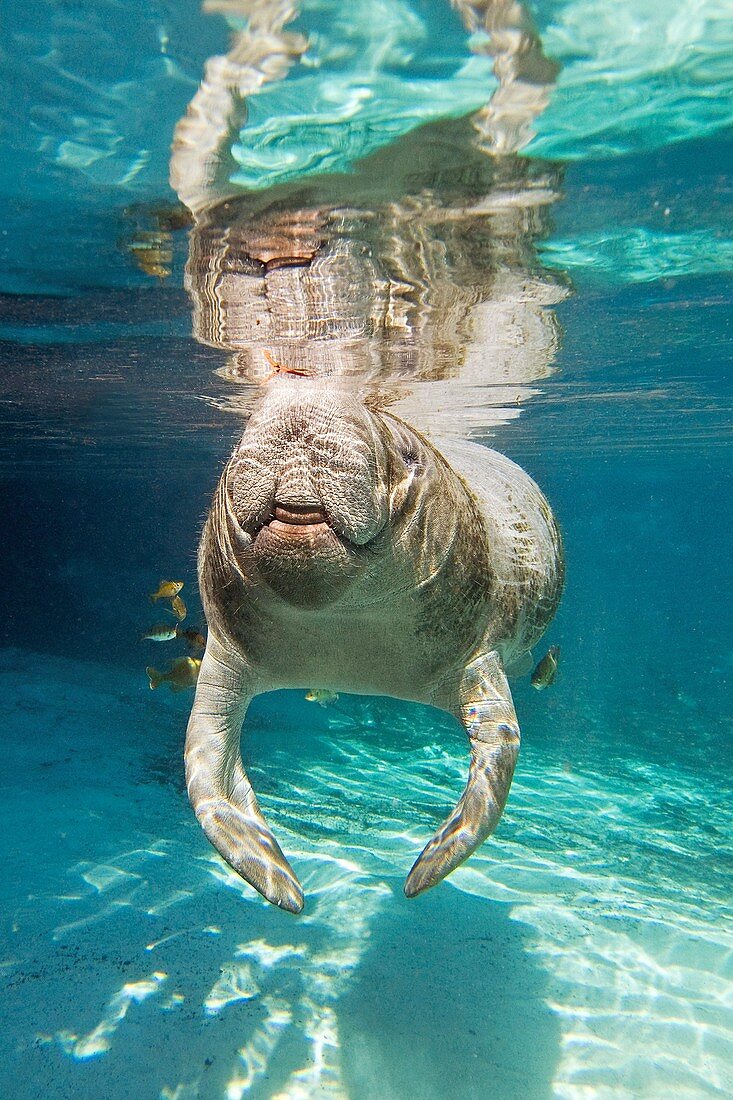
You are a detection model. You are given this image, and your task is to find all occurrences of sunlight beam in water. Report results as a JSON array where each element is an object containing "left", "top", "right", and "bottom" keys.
[
  {"left": 55, "top": 972, "right": 168, "bottom": 1060},
  {"left": 204, "top": 961, "right": 261, "bottom": 1015},
  {"left": 6, "top": 651, "right": 729, "bottom": 1096},
  {"left": 225, "top": 997, "right": 293, "bottom": 1099}
]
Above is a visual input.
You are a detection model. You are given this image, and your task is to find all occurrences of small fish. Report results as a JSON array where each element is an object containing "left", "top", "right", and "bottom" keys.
[
  {"left": 170, "top": 594, "right": 187, "bottom": 621},
  {"left": 177, "top": 627, "right": 206, "bottom": 653},
  {"left": 127, "top": 231, "right": 174, "bottom": 280},
  {"left": 305, "top": 689, "right": 339, "bottom": 706},
  {"left": 141, "top": 623, "right": 178, "bottom": 643},
  {"left": 150, "top": 580, "right": 184, "bottom": 603},
  {"left": 531, "top": 645, "right": 560, "bottom": 690},
  {"left": 147, "top": 656, "right": 201, "bottom": 693}
]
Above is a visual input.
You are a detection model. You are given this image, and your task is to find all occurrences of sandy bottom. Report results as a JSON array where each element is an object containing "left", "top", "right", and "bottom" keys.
[{"left": 1, "top": 647, "right": 731, "bottom": 1099}]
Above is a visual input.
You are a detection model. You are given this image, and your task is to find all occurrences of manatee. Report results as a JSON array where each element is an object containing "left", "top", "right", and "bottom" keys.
[{"left": 185, "top": 374, "right": 564, "bottom": 912}]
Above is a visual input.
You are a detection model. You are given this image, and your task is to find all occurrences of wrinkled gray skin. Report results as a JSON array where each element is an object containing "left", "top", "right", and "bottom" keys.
[{"left": 185, "top": 375, "right": 564, "bottom": 912}]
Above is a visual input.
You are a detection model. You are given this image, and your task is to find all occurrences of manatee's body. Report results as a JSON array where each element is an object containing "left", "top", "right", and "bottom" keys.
[{"left": 186, "top": 375, "right": 563, "bottom": 911}]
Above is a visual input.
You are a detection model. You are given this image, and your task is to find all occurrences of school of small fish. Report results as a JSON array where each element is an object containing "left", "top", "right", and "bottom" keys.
[
  {"left": 143, "top": 580, "right": 206, "bottom": 692},
  {"left": 142, "top": 580, "right": 559, "bottom": 698}
]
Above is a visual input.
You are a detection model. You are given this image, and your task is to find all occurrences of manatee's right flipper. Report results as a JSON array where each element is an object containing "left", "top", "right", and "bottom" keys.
[
  {"left": 184, "top": 636, "right": 304, "bottom": 913},
  {"left": 404, "top": 650, "right": 520, "bottom": 898}
]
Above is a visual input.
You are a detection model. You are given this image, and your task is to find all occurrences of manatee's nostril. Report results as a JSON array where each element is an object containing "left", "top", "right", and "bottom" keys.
[{"left": 272, "top": 502, "right": 328, "bottom": 526}]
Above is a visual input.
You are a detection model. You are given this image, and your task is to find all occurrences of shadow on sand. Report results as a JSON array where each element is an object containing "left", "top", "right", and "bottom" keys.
[{"left": 339, "top": 882, "right": 560, "bottom": 1100}]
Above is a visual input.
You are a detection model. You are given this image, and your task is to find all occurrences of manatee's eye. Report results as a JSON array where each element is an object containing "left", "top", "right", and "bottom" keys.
[{"left": 390, "top": 446, "right": 422, "bottom": 510}]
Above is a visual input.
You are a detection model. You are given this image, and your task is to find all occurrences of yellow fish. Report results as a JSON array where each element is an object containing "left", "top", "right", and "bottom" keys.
[
  {"left": 170, "top": 594, "right": 187, "bottom": 621},
  {"left": 177, "top": 627, "right": 206, "bottom": 653},
  {"left": 305, "top": 689, "right": 339, "bottom": 706},
  {"left": 127, "top": 230, "right": 174, "bottom": 281},
  {"left": 531, "top": 645, "right": 560, "bottom": 690},
  {"left": 146, "top": 656, "right": 201, "bottom": 693},
  {"left": 150, "top": 580, "right": 183, "bottom": 603},
  {"left": 141, "top": 622, "right": 178, "bottom": 642}
]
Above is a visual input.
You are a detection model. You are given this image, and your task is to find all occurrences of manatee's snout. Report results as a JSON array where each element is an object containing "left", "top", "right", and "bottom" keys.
[{"left": 225, "top": 377, "right": 390, "bottom": 607}]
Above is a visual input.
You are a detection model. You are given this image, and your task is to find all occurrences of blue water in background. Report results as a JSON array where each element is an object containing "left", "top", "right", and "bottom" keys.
[{"left": 1, "top": 1, "right": 732, "bottom": 1097}]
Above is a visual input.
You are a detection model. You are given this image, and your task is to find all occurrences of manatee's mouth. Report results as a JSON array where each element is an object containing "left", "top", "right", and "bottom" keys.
[
  {"left": 271, "top": 502, "right": 329, "bottom": 527},
  {"left": 247, "top": 501, "right": 361, "bottom": 608},
  {"left": 258, "top": 501, "right": 336, "bottom": 546}
]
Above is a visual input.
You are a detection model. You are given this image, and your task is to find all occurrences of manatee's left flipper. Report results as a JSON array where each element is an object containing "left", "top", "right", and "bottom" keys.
[{"left": 404, "top": 650, "right": 520, "bottom": 898}]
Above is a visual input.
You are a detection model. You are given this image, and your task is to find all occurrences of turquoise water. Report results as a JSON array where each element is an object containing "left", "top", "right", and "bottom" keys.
[{"left": 1, "top": 2, "right": 732, "bottom": 1097}]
